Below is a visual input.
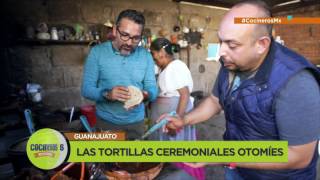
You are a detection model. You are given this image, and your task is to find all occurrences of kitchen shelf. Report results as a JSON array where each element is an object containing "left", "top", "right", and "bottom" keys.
[{"left": 17, "top": 39, "right": 99, "bottom": 46}]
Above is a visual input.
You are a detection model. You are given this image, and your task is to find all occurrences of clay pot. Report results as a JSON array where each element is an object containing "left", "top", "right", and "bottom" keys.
[
  {"left": 7, "top": 137, "right": 31, "bottom": 174},
  {"left": 105, "top": 162, "right": 163, "bottom": 180}
]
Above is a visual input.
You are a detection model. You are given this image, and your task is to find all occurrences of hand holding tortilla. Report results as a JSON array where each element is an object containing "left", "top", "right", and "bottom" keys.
[
  {"left": 104, "top": 86, "right": 130, "bottom": 102},
  {"left": 123, "top": 86, "right": 144, "bottom": 109}
]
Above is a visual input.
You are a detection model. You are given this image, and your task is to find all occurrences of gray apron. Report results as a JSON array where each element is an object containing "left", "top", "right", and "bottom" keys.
[{"left": 150, "top": 96, "right": 196, "bottom": 141}]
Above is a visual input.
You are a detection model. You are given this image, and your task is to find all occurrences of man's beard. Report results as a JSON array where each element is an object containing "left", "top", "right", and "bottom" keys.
[{"left": 119, "top": 44, "right": 134, "bottom": 56}]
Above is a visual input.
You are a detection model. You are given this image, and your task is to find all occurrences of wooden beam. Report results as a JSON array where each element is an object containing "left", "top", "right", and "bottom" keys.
[
  {"left": 174, "top": 0, "right": 320, "bottom": 13},
  {"left": 272, "top": 0, "right": 320, "bottom": 13},
  {"left": 174, "top": 0, "right": 234, "bottom": 8}
]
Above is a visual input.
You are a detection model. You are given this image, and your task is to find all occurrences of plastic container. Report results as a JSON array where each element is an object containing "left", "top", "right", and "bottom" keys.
[
  {"left": 51, "top": 27, "right": 58, "bottom": 40},
  {"left": 26, "top": 83, "right": 42, "bottom": 103},
  {"left": 80, "top": 105, "right": 96, "bottom": 127}
]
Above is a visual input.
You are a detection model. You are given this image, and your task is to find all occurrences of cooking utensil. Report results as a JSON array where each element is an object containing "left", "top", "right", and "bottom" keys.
[
  {"left": 24, "top": 109, "right": 35, "bottom": 134},
  {"left": 88, "top": 163, "right": 106, "bottom": 180},
  {"left": 137, "top": 111, "right": 176, "bottom": 140},
  {"left": 79, "top": 116, "right": 102, "bottom": 180},
  {"left": 69, "top": 106, "right": 75, "bottom": 123},
  {"left": 80, "top": 115, "right": 94, "bottom": 133}
]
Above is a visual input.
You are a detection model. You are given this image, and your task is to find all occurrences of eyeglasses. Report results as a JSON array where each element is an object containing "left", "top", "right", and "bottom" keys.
[{"left": 116, "top": 27, "right": 142, "bottom": 43}]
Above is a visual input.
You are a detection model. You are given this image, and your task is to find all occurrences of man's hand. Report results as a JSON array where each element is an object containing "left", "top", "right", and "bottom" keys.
[
  {"left": 105, "top": 86, "right": 130, "bottom": 102},
  {"left": 142, "top": 90, "right": 149, "bottom": 101},
  {"left": 156, "top": 113, "right": 185, "bottom": 134}
]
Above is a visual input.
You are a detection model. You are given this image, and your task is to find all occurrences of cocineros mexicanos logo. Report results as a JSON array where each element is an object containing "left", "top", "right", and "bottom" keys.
[
  {"left": 27, "top": 128, "right": 68, "bottom": 170},
  {"left": 30, "top": 143, "right": 64, "bottom": 158}
]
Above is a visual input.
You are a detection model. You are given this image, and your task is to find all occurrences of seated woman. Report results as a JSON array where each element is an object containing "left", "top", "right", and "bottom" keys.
[{"left": 150, "top": 38, "right": 205, "bottom": 180}]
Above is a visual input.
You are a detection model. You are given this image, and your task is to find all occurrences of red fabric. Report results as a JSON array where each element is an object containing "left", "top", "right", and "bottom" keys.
[
  {"left": 80, "top": 105, "right": 96, "bottom": 127},
  {"left": 229, "top": 162, "right": 237, "bottom": 169}
]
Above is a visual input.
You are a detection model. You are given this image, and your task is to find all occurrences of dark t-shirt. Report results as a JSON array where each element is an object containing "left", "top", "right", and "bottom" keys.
[{"left": 212, "top": 70, "right": 320, "bottom": 145}]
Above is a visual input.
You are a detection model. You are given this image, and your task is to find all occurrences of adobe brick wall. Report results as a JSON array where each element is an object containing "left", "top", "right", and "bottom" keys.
[
  {"left": 2, "top": 0, "right": 227, "bottom": 108},
  {"left": 274, "top": 5, "right": 320, "bottom": 65}
]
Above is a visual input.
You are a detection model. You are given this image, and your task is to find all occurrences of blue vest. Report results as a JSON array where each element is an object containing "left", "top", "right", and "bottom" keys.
[{"left": 217, "top": 41, "right": 320, "bottom": 179}]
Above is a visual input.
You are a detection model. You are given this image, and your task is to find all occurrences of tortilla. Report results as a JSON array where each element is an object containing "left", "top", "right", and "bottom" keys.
[{"left": 124, "top": 86, "right": 143, "bottom": 109}]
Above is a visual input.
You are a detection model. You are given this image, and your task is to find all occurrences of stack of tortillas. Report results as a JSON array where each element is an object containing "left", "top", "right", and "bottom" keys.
[{"left": 124, "top": 86, "right": 143, "bottom": 109}]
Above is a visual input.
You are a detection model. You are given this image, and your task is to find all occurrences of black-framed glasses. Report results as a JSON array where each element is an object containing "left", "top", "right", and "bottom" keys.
[{"left": 116, "top": 27, "right": 142, "bottom": 43}]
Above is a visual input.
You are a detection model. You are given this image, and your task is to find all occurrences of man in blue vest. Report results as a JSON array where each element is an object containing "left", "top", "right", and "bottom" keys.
[{"left": 162, "top": 0, "right": 320, "bottom": 179}]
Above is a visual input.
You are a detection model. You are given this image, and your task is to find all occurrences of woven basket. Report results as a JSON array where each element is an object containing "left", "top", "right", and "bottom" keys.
[{"left": 105, "top": 163, "right": 163, "bottom": 180}]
